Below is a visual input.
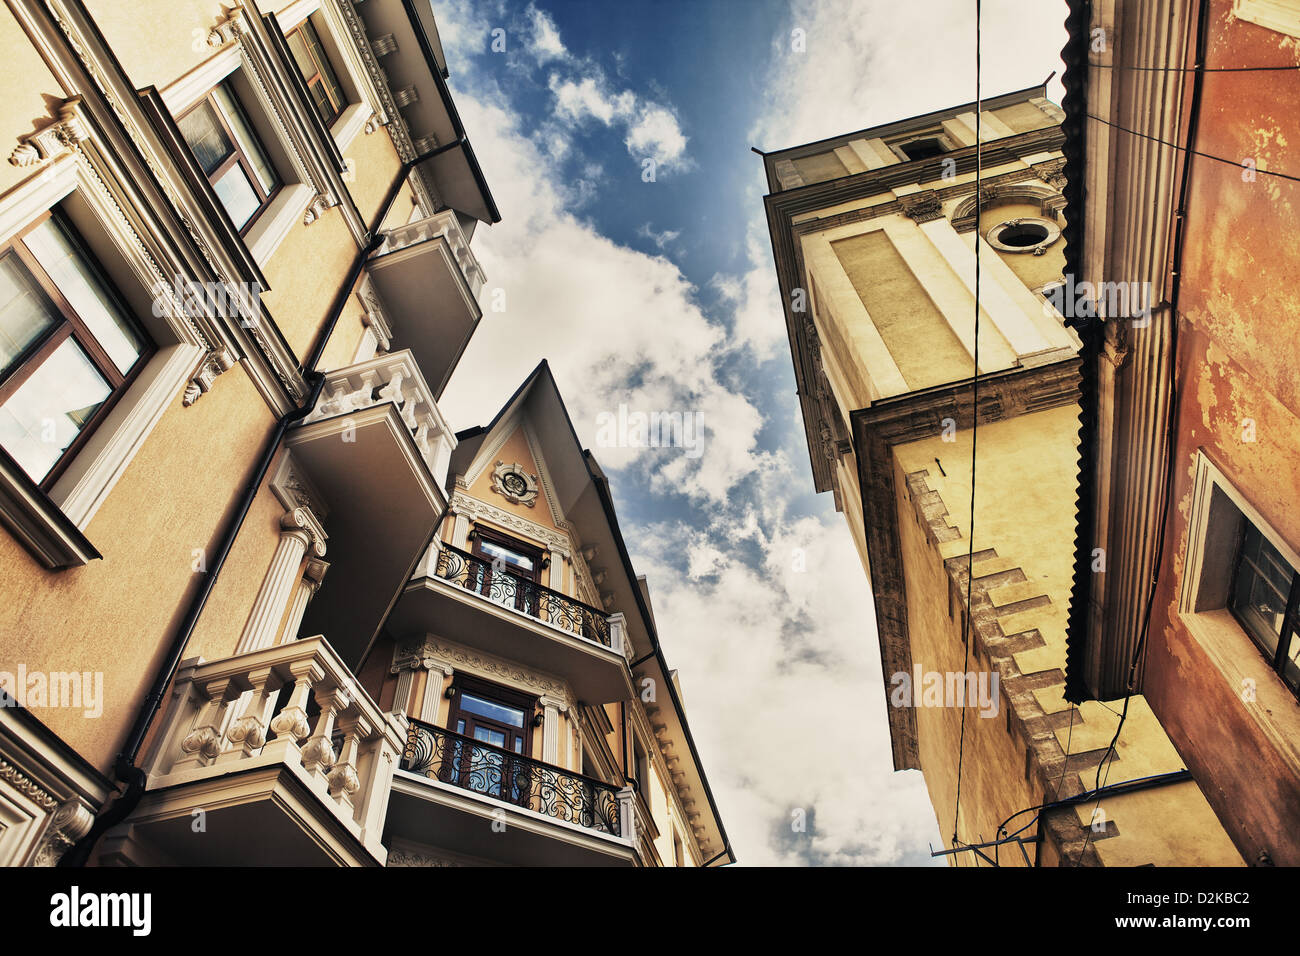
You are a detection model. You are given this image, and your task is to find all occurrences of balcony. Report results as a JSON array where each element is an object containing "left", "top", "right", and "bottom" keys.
[
  {"left": 387, "top": 543, "right": 636, "bottom": 704},
  {"left": 100, "top": 637, "right": 404, "bottom": 866},
  {"left": 375, "top": 210, "right": 486, "bottom": 299},
  {"left": 367, "top": 209, "right": 485, "bottom": 398},
  {"left": 288, "top": 350, "right": 453, "bottom": 665},
  {"left": 385, "top": 718, "right": 636, "bottom": 866}
]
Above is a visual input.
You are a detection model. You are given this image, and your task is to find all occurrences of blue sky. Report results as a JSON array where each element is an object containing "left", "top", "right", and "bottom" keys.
[{"left": 434, "top": 0, "right": 1069, "bottom": 865}]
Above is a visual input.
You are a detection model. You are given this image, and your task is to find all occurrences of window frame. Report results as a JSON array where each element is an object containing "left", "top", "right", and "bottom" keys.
[
  {"left": 1228, "top": 522, "right": 1300, "bottom": 697},
  {"left": 176, "top": 79, "right": 284, "bottom": 237},
  {"left": 0, "top": 211, "right": 154, "bottom": 491},
  {"left": 447, "top": 673, "right": 537, "bottom": 758},
  {"left": 1180, "top": 451, "right": 1300, "bottom": 712},
  {"left": 284, "top": 15, "right": 348, "bottom": 129}
]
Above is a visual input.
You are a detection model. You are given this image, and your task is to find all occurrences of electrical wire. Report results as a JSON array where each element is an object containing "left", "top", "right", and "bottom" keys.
[
  {"left": 1087, "top": 112, "right": 1300, "bottom": 183},
  {"left": 1089, "top": 61, "right": 1300, "bottom": 72},
  {"left": 950, "top": 0, "right": 982, "bottom": 861},
  {"left": 1069, "top": 0, "right": 1209, "bottom": 867}
]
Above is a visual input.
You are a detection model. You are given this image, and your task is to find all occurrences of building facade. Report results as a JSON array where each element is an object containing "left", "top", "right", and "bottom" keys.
[
  {"left": 760, "top": 45, "right": 1280, "bottom": 863},
  {"left": 0, "top": 0, "right": 730, "bottom": 868},
  {"left": 1067, "top": 0, "right": 1300, "bottom": 867}
]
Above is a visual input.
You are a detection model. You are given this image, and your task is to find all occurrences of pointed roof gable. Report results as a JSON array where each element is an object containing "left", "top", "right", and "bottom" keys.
[{"left": 450, "top": 362, "right": 735, "bottom": 864}]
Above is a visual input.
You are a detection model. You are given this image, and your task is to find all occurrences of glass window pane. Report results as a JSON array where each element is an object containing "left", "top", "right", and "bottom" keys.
[
  {"left": 0, "top": 337, "right": 110, "bottom": 482},
  {"left": 212, "top": 83, "right": 279, "bottom": 195},
  {"left": 212, "top": 163, "right": 262, "bottom": 231},
  {"left": 287, "top": 29, "right": 317, "bottom": 81},
  {"left": 23, "top": 218, "right": 144, "bottom": 375},
  {"left": 1281, "top": 632, "right": 1300, "bottom": 694},
  {"left": 177, "top": 100, "right": 234, "bottom": 176},
  {"left": 458, "top": 692, "right": 525, "bottom": 727},
  {"left": 0, "top": 253, "right": 59, "bottom": 375},
  {"left": 1232, "top": 524, "right": 1291, "bottom": 660},
  {"left": 307, "top": 82, "right": 333, "bottom": 125},
  {"left": 473, "top": 726, "right": 507, "bottom": 748},
  {"left": 479, "top": 539, "right": 534, "bottom": 572},
  {"left": 305, "top": 21, "right": 345, "bottom": 115}
]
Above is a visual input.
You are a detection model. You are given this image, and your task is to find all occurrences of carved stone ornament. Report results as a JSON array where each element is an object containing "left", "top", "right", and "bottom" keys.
[
  {"left": 490, "top": 461, "right": 540, "bottom": 507},
  {"left": 900, "top": 191, "right": 943, "bottom": 223}
]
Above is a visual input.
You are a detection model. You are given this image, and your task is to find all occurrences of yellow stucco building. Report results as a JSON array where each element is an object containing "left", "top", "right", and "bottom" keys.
[
  {"left": 761, "top": 81, "right": 1243, "bottom": 866},
  {"left": 0, "top": 0, "right": 730, "bottom": 868}
]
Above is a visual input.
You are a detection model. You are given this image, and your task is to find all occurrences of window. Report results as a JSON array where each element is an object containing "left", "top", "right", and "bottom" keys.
[
  {"left": 0, "top": 212, "right": 151, "bottom": 489},
  {"left": 285, "top": 16, "right": 347, "bottom": 127},
  {"left": 886, "top": 129, "right": 956, "bottom": 163},
  {"left": 1230, "top": 522, "right": 1300, "bottom": 695},
  {"left": 177, "top": 78, "right": 281, "bottom": 233},
  {"left": 899, "top": 138, "right": 947, "bottom": 161},
  {"left": 444, "top": 676, "right": 537, "bottom": 804},
  {"left": 986, "top": 216, "right": 1062, "bottom": 255},
  {"left": 469, "top": 526, "right": 544, "bottom": 616},
  {"left": 1181, "top": 453, "right": 1300, "bottom": 705}
]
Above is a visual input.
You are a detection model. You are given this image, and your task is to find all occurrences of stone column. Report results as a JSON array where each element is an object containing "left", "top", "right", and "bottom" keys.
[
  {"left": 236, "top": 508, "right": 327, "bottom": 655},
  {"left": 279, "top": 557, "right": 329, "bottom": 645},
  {"left": 450, "top": 511, "right": 470, "bottom": 550},
  {"left": 352, "top": 309, "right": 392, "bottom": 363},
  {"left": 390, "top": 636, "right": 455, "bottom": 721},
  {"left": 539, "top": 695, "right": 567, "bottom": 764}
]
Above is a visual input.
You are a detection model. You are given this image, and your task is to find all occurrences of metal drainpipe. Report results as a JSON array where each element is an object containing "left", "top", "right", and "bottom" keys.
[{"left": 59, "top": 139, "right": 466, "bottom": 867}]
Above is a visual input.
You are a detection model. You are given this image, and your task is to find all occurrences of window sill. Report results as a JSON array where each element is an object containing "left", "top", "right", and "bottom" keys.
[
  {"left": 1232, "top": 0, "right": 1300, "bottom": 37},
  {"left": 332, "top": 103, "right": 371, "bottom": 155},
  {"left": 0, "top": 449, "right": 100, "bottom": 570},
  {"left": 1180, "top": 607, "right": 1300, "bottom": 776},
  {"left": 246, "top": 183, "right": 315, "bottom": 267}
]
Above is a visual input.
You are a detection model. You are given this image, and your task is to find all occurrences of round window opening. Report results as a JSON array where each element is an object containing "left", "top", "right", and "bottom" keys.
[
  {"left": 502, "top": 472, "right": 528, "bottom": 497},
  {"left": 998, "top": 223, "right": 1050, "bottom": 247},
  {"left": 987, "top": 216, "right": 1060, "bottom": 254}
]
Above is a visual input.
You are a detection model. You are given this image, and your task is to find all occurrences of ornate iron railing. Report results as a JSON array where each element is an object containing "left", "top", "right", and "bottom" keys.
[
  {"left": 433, "top": 543, "right": 612, "bottom": 647},
  {"left": 401, "top": 719, "right": 622, "bottom": 836}
]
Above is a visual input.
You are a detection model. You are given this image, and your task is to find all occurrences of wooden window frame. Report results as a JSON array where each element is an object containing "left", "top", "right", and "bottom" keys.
[
  {"left": 177, "top": 79, "right": 283, "bottom": 237},
  {"left": 0, "top": 211, "right": 153, "bottom": 491},
  {"left": 447, "top": 673, "right": 536, "bottom": 757},
  {"left": 285, "top": 16, "right": 347, "bottom": 128}
]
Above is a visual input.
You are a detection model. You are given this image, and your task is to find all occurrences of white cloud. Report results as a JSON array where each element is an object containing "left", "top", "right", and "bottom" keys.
[
  {"left": 526, "top": 4, "right": 568, "bottom": 63},
  {"left": 637, "top": 222, "right": 681, "bottom": 250},
  {"left": 421, "top": 0, "right": 1073, "bottom": 867},
  {"left": 625, "top": 104, "right": 690, "bottom": 168}
]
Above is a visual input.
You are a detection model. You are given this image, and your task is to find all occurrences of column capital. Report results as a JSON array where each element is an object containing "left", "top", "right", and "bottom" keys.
[
  {"left": 391, "top": 635, "right": 454, "bottom": 676},
  {"left": 281, "top": 506, "right": 327, "bottom": 557}
]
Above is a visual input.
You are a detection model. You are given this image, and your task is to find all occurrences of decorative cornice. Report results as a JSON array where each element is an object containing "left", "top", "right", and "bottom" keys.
[
  {"left": 420, "top": 635, "right": 575, "bottom": 711},
  {"left": 849, "top": 359, "right": 1081, "bottom": 770},
  {"left": 449, "top": 490, "right": 572, "bottom": 556},
  {"left": 390, "top": 635, "right": 454, "bottom": 675}
]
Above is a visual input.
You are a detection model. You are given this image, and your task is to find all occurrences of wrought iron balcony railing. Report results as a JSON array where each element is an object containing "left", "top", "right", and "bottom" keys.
[
  {"left": 401, "top": 718, "right": 629, "bottom": 838},
  {"left": 432, "top": 543, "right": 614, "bottom": 648}
]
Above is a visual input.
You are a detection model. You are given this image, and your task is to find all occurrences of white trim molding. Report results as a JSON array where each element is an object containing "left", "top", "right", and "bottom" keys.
[{"left": 1231, "top": 0, "right": 1300, "bottom": 37}]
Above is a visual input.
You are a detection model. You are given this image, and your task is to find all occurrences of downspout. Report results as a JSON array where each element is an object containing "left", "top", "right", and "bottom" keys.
[{"left": 59, "top": 140, "right": 466, "bottom": 867}]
